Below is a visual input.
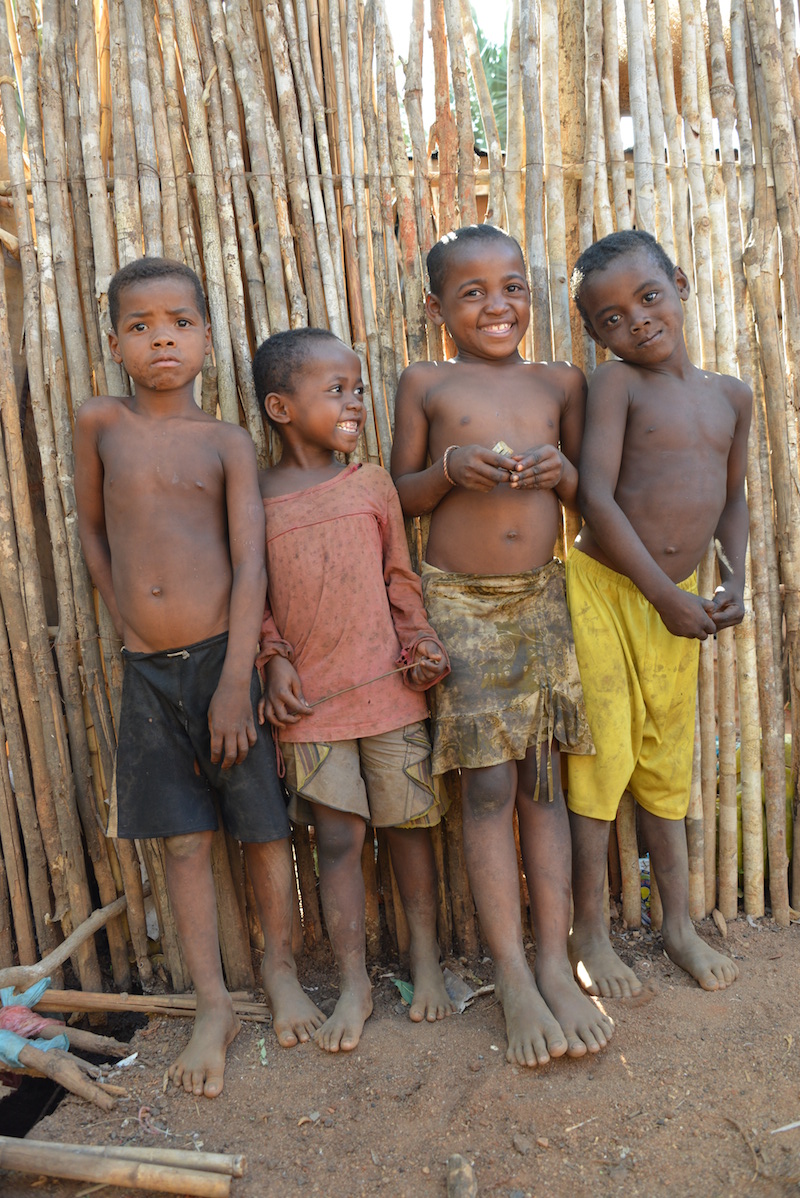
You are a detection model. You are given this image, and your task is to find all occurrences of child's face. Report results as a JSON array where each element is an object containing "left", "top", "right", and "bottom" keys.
[
  {"left": 109, "top": 277, "right": 211, "bottom": 393},
  {"left": 579, "top": 249, "right": 690, "bottom": 366},
  {"left": 278, "top": 341, "right": 365, "bottom": 453},
  {"left": 425, "top": 240, "right": 530, "bottom": 363}
]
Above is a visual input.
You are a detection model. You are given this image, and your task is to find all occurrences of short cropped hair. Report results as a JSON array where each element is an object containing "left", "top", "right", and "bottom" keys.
[
  {"left": 252, "top": 327, "right": 343, "bottom": 404},
  {"left": 108, "top": 257, "right": 207, "bottom": 330},
  {"left": 570, "top": 230, "right": 677, "bottom": 321},
  {"left": 426, "top": 224, "right": 525, "bottom": 296}
]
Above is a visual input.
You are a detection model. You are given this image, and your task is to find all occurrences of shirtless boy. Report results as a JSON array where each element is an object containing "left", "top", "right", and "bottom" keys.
[
  {"left": 75, "top": 258, "right": 323, "bottom": 1098},
  {"left": 391, "top": 224, "right": 612, "bottom": 1068},
  {"left": 567, "top": 229, "right": 751, "bottom": 997},
  {"left": 254, "top": 327, "right": 454, "bottom": 1053}
]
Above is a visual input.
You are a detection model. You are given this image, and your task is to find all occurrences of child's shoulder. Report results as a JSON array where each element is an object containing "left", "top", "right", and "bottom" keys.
[{"left": 76, "top": 393, "right": 129, "bottom": 426}]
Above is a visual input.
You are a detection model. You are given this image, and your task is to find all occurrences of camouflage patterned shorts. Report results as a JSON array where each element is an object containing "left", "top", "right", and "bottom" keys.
[{"left": 421, "top": 559, "right": 595, "bottom": 790}]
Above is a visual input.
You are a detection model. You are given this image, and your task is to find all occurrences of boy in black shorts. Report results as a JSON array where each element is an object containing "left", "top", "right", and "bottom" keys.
[{"left": 75, "top": 258, "right": 323, "bottom": 1098}]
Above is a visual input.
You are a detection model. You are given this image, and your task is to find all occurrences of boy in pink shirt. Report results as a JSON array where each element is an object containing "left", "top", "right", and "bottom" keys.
[{"left": 254, "top": 327, "right": 453, "bottom": 1052}]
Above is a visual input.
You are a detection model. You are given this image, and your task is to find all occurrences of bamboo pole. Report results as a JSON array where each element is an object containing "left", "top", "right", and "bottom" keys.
[
  {"left": 623, "top": 0, "right": 655, "bottom": 233},
  {"left": 459, "top": 0, "right": 504, "bottom": 225},
  {"left": 442, "top": 0, "right": 477, "bottom": 226},
  {"left": 519, "top": 0, "right": 550, "bottom": 359},
  {"left": 0, "top": 1137, "right": 232, "bottom": 1196}
]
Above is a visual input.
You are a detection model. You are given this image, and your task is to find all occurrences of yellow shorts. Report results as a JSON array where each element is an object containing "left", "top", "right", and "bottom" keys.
[{"left": 565, "top": 550, "right": 699, "bottom": 822}]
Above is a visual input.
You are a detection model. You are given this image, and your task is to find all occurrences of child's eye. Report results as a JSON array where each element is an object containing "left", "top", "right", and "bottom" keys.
[
  {"left": 131, "top": 322, "right": 147, "bottom": 332},
  {"left": 605, "top": 314, "right": 621, "bottom": 327},
  {"left": 355, "top": 385, "right": 364, "bottom": 396},
  {"left": 642, "top": 291, "right": 658, "bottom": 303},
  {"left": 176, "top": 318, "right": 190, "bottom": 327},
  {"left": 330, "top": 384, "right": 342, "bottom": 393}
]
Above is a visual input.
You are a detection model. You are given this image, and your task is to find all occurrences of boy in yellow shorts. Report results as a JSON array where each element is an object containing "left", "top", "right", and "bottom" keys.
[{"left": 567, "top": 231, "right": 751, "bottom": 997}]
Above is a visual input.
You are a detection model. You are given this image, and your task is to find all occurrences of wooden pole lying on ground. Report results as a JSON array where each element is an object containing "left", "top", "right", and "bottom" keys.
[
  {"left": 32, "top": 987, "right": 271, "bottom": 1021},
  {"left": 0, "top": 1138, "right": 246, "bottom": 1176},
  {"left": 0, "top": 1136, "right": 234, "bottom": 1197}
]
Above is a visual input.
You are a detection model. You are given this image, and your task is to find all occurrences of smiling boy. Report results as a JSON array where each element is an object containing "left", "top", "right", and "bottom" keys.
[
  {"left": 75, "top": 257, "right": 323, "bottom": 1098},
  {"left": 567, "top": 230, "right": 751, "bottom": 997},
  {"left": 391, "top": 225, "right": 611, "bottom": 1068}
]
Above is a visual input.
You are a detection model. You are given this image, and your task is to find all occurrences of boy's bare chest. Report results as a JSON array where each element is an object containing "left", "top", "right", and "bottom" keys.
[
  {"left": 626, "top": 389, "right": 735, "bottom": 456},
  {"left": 428, "top": 382, "right": 560, "bottom": 448},
  {"left": 101, "top": 423, "right": 224, "bottom": 502}
]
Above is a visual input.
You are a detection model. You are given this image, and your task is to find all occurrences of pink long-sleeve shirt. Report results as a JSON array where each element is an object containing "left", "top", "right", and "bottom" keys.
[{"left": 257, "top": 463, "right": 447, "bottom": 743}]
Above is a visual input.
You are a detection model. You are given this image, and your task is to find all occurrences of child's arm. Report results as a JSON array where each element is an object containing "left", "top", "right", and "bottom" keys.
[
  {"left": 579, "top": 364, "right": 717, "bottom": 640},
  {"left": 709, "top": 379, "right": 752, "bottom": 630},
  {"left": 210, "top": 427, "right": 268, "bottom": 768},
  {"left": 391, "top": 365, "right": 517, "bottom": 515},
  {"left": 507, "top": 363, "right": 586, "bottom": 509},
  {"left": 74, "top": 401, "right": 125, "bottom": 638},
  {"left": 379, "top": 474, "right": 449, "bottom": 688}
]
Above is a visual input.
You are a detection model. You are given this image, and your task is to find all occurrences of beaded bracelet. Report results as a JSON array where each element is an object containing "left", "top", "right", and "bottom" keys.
[{"left": 442, "top": 444, "right": 458, "bottom": 487}]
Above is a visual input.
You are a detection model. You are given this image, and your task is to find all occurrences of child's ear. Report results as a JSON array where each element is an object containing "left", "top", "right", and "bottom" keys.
[
  {"left": 673, "top": 266, "right": 691, "bottom": 301},
  {"left": 108, "top": 329, "right": 123, "bottom": 364},
  {"left": 583, "top": 321, "right": 606, "bottom": 350},
  {"left": 425, "top": 291, "right": 446, "bottom": 327},
  {"left": 204, "top": 321, "right": 212, "bottom": 355},
  {"left": 264, "top": 391, "right": 291, "bottom": 425}
]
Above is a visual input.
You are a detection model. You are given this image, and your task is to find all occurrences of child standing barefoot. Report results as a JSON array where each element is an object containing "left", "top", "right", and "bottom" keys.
[
  {"left": 254, "top": 328, "right": 454, "bottom": 1053},
  {"left": 391, "top": 224, "right": 612, "bottom": 1067},
  {"left": 567, "top": 230, "right": 750, "bottom": 997},
  {"left": 75, "top": 258, "right": 322, "bottom": 1098}
]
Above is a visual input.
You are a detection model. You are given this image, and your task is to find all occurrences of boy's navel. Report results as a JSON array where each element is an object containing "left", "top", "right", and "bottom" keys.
[{"left": 151, "top": 586, "right": 163, "bottom": 597}]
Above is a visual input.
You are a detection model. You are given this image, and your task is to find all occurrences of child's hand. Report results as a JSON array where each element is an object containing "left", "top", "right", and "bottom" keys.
[
  {"left": 708, "top": 585, "right": 745, "bottom": 631},
  {"left": 208, "top": 679, "right": 258, "bottom": 769},
  {"left": 657, "top": 588, "right": 718, "bottom": 640},
  {"left": 508, "top": 444, "right": 564, "bottom": 491},
  {"left": 407, "top": 638, "right": 447, "bottom": 688},
  {"left": 264, "top": 656, "right": 313, "bottom": 729},
  {"left": 445, "top": 444, "right": 518, "bottom": 491}
]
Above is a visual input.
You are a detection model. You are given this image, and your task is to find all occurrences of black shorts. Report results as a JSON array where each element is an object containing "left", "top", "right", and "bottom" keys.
[{"left": 110, "top": 632, "right": 290, "bottom": 842}]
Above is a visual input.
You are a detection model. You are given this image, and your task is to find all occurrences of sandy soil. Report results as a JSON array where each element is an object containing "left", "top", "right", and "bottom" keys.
[{"left": 5, "top": 916, "right": 800, "bottom": 1198}]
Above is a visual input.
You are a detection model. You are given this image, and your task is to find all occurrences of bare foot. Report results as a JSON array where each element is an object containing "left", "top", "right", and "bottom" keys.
[
  {"left": 495, "top": 964, "right": 569, "bottom": 1067},
  {"left": 536, "top": 958, "right": 614, "bottom": 1057},
  {"left": 314, "top": 981, "right": 373, "bottom": 1053},
  {"left": 569, "top": 926, "right": 643, "bottom": 999},
  {"left": 168, "top": 1000, "right": 240, "bottom": 1098},
  {"left": 408, "top": 956, "right": 456, "bottom": 1023},
  {"left": 262, "top": 959, "right": 326, "bottom": 1047},
  {"left": 662, "top": 924, "right": 739, "bottom": 991}
]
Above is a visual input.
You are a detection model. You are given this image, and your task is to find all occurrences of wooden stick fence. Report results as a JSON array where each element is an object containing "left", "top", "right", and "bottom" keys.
[{"left": 0, "top": 0, "right": 795, "bottom": 996}]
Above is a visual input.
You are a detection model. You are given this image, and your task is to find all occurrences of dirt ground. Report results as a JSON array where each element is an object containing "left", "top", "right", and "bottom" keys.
[{"left": 5, "top": 916, "right": 800, "bottom": 1198}]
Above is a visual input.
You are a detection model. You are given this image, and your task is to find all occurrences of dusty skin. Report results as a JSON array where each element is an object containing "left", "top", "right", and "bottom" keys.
[
  {"left": 167, "top": 1000, "right": 241, "bottom": 1098},
  {"left": 261, "top": 961, "right": 326, "bottom": 1048},
  {"left": 32, "top": 920, "right": 800, "bottom": 1198},
  {"left": 314, "top": 981, "right": 374, "bottom": 1054}
]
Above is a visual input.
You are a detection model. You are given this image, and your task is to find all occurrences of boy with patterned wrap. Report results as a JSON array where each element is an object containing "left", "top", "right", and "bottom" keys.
[
  {"left": 254, "top": 327, "right": 455, "bottom": 1054},
  {"left": 391, "top": 224, "right": 612, "bottom": 1068}
]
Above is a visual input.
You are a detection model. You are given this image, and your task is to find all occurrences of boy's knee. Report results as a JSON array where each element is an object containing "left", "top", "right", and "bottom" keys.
[
  {"left": 461, "top": 765, "right": 515, "bottom": 818},
  {"left": 314, "top": 812, "right": 365, "bottom": 864},
  {"left": 164, "top": 830, "right": 213, "bottom": 861}
]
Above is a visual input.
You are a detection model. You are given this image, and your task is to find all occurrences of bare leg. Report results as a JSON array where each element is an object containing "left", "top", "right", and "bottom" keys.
[
  {"left": 163, "top": 832, "right": 240, "bottom": 1098},
  {"left": 461, "top": 762, "right": 567, "bottom": 1067},
  {"left": 311, "top": 805, "right": 373, "bottom": 1052},
  {"left": 244, "top": 838, "right": 325, "bottom": 1046},
  {"left": 640, "top": 808, "right": 739, "bottom": 990},
  {"left": 568, "top": 809, "right": 643, "bottom": 999},
  {"left": 517, "top": 747, "right": 613, "bottom": 1056},
  {"left": 384, "top": 826, "right": 455, "bottom": 1022}
]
